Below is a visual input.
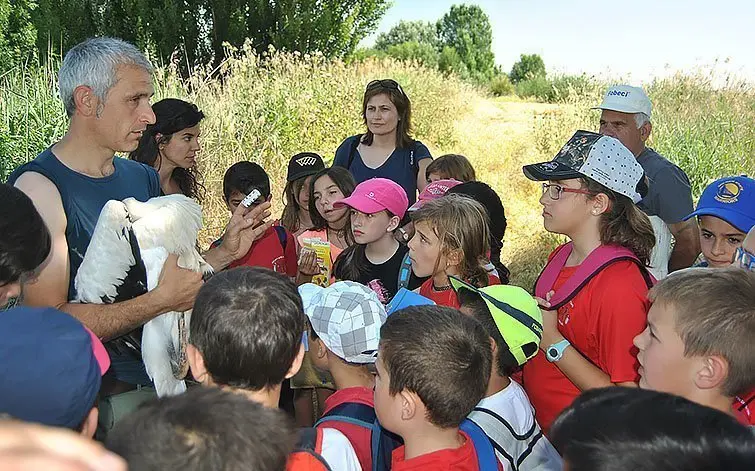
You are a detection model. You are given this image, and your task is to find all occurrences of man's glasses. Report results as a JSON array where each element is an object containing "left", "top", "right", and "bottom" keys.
[
  {"left": 366, "top": 79, "right": 406, "bottom": 97},
  {"left": 735, "top": 246, "right": 755, "bottom": 271},
  {"left": 542, "top": 183, "right": 592, "bottom": 200}
]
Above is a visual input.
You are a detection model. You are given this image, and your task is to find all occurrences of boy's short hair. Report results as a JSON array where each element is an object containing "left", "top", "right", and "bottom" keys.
[
  {"left": 649, "top": 267, "right": 755, "bottom": 397},
  {"left": 379, "top": 305, "right": 491, "bottom": 428},
  {"left": 106, "top": 387, "right": 295, "bottom": 471},
  {"left": 223, "top": 161, "right": 271, "bottom": 202},
  {"left": 425, "top": 154, "right": 476, "bottom": 182},
  {"left": 550, "top": 387, "right": 755, "bottom": 471},
  {"left": 190, "top": 267, "right": 305, "bottom": 390}
]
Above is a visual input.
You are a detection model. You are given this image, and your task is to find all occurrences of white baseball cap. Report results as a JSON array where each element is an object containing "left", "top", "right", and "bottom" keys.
[
  {"left": 594, "top": 85, "right": 652, "bottom": 118},
  {"left": 299, "top": 281, "right": 387, "bottom": 364}
]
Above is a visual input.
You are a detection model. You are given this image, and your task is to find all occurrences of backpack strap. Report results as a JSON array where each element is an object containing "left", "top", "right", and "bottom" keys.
[
  {"left": 274, "top": 225, "right": 288, "bottom": 251},
  {"left": 396, "top": 252, "right": 413, "bottom": 290},
  {"left": 315, "top": 402, "right": 376, "bottom": 429},
  {"left": 460, "top": 419, "right": 499, "bottom": 471},
  {"left": 470, "top": 407, "right": 546, "bottom": 470},
  {"left": 535, "top": 243, "right": 655, "bottom": 311},
  {"left": 292, "top": 427, "right": 332, "bottom": 471}
]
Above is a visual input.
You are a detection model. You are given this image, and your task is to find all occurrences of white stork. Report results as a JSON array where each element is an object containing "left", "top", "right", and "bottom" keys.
[{"left": 74, "top": 194, "right": 212, "bottom": 396}]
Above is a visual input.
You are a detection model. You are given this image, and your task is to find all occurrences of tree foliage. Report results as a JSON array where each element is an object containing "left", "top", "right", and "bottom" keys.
[
  {"left": 386, "top": 40, "right": 438, "bottom": 68},
  {"left": 436, "top": 4, "right": 494, "bottom": 82},
  {"left": 510, "top": 53, "right": 546, "bottom": 83},
  {"left": 0, "top": 0, "right": 38, "bottom": 70},
  {"left": 375, "top": 20, "right": 438, "bottom": 50}
]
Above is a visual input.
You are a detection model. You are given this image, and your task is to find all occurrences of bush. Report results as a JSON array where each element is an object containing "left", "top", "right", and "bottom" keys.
[
  {"left": 510, "top": 54, "right": 545, "bottom": 84},
  {"left": 515, "top": 76, "right": 554, "bottom": 101},
  {"left": 489, "top": 74, "right": 514, "bottom": 96},
  {"left": 385, "top": 40, "right": 438, "bottom": 69}
]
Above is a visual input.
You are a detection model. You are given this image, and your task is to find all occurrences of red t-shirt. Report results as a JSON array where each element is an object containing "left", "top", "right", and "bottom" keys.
[
  {"left": 317, "top": 387, "right": 375, "bottom": 471},
  {"left": 214, "top": 226, "right": 297, "bottom": 277},
  {"left": 391, "top": 431, "right": 502, "bottom": 471},
  {"left": 521, "top": 253, "right": 650, "bottom": 434},
  {"left": 419, "top": 274, "right": 500, "bottom": 309}
]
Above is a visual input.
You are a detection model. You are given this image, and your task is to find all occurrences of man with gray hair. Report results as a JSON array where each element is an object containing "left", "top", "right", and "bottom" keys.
[
  {"left": 595, "top": 85, "right": 700, "bottom": 273},
  {"left": 8, "top": 37, "right": 269, "bottom": 433}
]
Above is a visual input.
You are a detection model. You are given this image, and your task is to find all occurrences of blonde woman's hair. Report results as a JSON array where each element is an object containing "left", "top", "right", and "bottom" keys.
[{"left": 411, "top": 194, "right": 491, "bottom": 287}]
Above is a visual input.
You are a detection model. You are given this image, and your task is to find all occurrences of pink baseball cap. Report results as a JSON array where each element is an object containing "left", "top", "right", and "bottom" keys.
[
  {"left": 84, "top": 326, "right": 111, "bottom": 375},
  {"left": 408, "top": 179, "right": 462, "bottom": 211},
  {"left": 335, "top": 178, "right": 409, "bottom": 219}
]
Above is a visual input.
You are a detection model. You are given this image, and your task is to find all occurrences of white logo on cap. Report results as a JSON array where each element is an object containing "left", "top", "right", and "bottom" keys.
[
  {"left": 542, "top": 162, "right": 559, "bottom": 171},
  {"left": 366, "top": 191, "right": 377, "bottom": 200},
  {"left": 296, "top": 156, "right": 317, "bottom": 167}
]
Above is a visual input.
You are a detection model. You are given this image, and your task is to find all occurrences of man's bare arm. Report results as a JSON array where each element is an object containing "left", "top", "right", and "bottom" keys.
[
  {"left": 668, "top": 219, "right": 701, "bottom": 271},
  {"left": 15, "top": 172, "right": 202, "bottom": 341}
]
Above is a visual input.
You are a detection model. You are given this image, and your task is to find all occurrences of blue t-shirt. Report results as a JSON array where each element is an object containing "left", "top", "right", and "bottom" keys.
[
  {"left": 8, "top": 149, "right": 160, "bottom": 386},
  {"left": 333, "top": 135, "right": 432, "bottom": 205}
]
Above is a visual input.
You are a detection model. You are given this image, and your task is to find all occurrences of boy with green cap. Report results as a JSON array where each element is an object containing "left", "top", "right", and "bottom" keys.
[{"left": 452, "top": 278, "right": 562, "bottom": 471}]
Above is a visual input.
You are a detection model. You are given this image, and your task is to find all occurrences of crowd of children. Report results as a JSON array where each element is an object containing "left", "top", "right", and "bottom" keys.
[{"left": 2, "top": 40, "right": 755, "bottom": 470}]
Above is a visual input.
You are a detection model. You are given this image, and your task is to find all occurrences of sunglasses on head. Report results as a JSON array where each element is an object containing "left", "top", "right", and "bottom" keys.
[{"left": 366, "top": 79, "right": 406, "bottom": 97}]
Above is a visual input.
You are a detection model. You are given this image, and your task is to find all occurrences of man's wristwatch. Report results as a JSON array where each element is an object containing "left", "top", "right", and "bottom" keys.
[{"left": 546, "top": 339, "right": 571, "bottom": 363}]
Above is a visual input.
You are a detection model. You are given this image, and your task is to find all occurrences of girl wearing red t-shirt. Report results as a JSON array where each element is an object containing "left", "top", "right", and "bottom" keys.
[
  {"left": 520, "top": 131, "right": 656, "bottom": 434},
  {"left": 408, "top": 193, "right": 499, "bottom": 308}
]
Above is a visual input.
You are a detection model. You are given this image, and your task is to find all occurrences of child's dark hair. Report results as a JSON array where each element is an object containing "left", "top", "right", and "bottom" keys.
[
  {"left": 448, "top": 182, "right": 510, "bottom": 284},
  {"left": 129, "top": 98, "right": 206, "bottom": 203},
  {"left": 190, "top": 267, "right": 305, "bottom": 391},
  {"left": 425, "top": 154, "right": 476, "bottom": 182},
  {"left": 223, "top": 161, "right": 271, "bottom": 202},
  {"left": 411, "top": 194, "right": 491, "bottom": 287},
  {"left": 0, "top": 184, "right": 51, "bottom": 287},
  {"left": 379, "top": 305, "right": 491, "bottom": 428},
  {"left": 308, "top": 167, "right": 356, "bottom": 243},
  {"left": 361, "top": 79, "right": 414, "bottom": 149},
  {"left": 580, "top": 177, "right": 655, "bottom": 265},
  {"left": 456, "top": 288, "right": 519, "bottom": 377},
  {"left": 106, "top": 386, "right": 295, "bottom": 471},
  {"left": 550, "top": 387, "right": 755, "bottom": 471}
]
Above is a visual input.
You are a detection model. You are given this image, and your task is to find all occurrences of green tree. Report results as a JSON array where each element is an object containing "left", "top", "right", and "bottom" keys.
[
  {"left": 386, "top": 40, "right": 438, "bottom": 68},
  {"left": 436, "top": 4, "right": 494, "bottom": 82},
  {"left": 438, "top": 45, "right": 466, "bottom": 76},
  {"left": 374, "top": 20, "right": 438, "bottom": 50},
  {"left": 0, "top": 0, "right": 38, "bottom": 70},
  {"left": 510, "top": 53, "right": 546, "bottom": 83}
]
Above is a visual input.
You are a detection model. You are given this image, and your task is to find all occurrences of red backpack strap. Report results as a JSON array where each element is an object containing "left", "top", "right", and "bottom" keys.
[
  {"left": 534, "top": 243, "right": 573, "bottom": 300},
  {"left": 287, "top": 428, "right": 332, "bottom": 471},
  {"left": 540, "top": 245, "right": 654, "bottom": 311}
]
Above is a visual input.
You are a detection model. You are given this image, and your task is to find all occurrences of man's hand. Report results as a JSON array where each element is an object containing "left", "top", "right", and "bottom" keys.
[
  {"left": 206, "top": 201, "right": 273, "bottom": 271},
  {"left": 668, "top": 220, "right": 701, "bottom": 271},
  {"left": 152, "top": 254, "right": 204, "bottom": 313}
]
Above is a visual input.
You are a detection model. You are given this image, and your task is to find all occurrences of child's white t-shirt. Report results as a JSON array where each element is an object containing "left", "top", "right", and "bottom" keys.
[
  {"left": 320, "top": 428, "right": 363, "bottom": 471},
  {"left": 468, "top": 380, "right": 562, "bottom": 471}
]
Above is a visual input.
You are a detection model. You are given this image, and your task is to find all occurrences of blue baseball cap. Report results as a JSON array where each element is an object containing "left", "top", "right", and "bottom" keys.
[
  {"left": 683, "top": 176, "right": 755, "bottom": 233},
  {"left": 0, "top": 307, "right": 110, "bottom": 429},
  {"left": 385, "top": 288, "right": 435, "bottom": 316}
]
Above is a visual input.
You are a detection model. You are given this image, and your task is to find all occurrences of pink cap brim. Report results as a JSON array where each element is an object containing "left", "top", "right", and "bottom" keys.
[
  {"left": 84, "top": 327, "right": 110, "bottom": 376},
  {"left": 334, "top": 195, "right": 387, "bottom": 214}
]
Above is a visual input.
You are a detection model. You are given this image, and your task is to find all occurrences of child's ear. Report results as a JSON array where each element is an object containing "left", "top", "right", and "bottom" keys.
[
  {"left": 387, "top": 215, "right": 401, "bottom": 233},
  {"left": 446, "top": 248, "right": 463, "bottom": 268},
  {"left": 285, "top": 342, "right": 306, "bottom": 380},
  {"left": 314, "top": 337, "right": 328, "bottom": 361},
  {"left": 591, "top": 193, "right": 612, "bottom": 216},
  {"left": 399, "top": 390, "right": 419, "bottom": 421},
  {"left": 695, "top": 355, "right": 729, "bottom": 391},
  {"left": 187, "top": 344, "right": 211, "bottom": 386}
]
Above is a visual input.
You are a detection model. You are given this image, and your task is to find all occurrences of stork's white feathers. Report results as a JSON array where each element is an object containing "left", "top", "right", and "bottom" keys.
[{"left": 74, "top": 194, "right": 212, "bottom": 397}]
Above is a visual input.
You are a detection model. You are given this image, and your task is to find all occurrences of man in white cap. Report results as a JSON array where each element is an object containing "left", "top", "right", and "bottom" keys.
[{"left": 595, "top": 84, "right": 700, "bottom": 272}]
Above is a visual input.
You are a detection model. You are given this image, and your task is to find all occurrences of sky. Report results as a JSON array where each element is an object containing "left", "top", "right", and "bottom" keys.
[{"left": 361, "top": 0, "right": 755, "bottom": 84}]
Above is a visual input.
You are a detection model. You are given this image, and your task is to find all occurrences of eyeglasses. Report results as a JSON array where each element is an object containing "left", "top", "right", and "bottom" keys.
[
  {"left": 366, "top": 79, "right": 406, "bottom": 97},
  {"left": 541, "top": 183, "right": 593, "bottom": 200},
  {"left": 735, "top": 246, "right": 755, "bottom": 271}
]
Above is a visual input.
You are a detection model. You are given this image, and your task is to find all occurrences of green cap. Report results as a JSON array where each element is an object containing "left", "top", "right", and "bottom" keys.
[{"left": 450, "top": 277, "right": 543, "bottom": 366}]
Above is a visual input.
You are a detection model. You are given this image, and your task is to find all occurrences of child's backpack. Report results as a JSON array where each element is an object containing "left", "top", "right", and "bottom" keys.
[
  {"left": 316, "top": 402, "right": 499, "bottom": 471},
  {"left": 396, "top": 252, "right": 413, "bottom": 291},
  {"left": 288, "top": 427, "right": 332, "bottom": 471},
  {"left": 534, "top": 242, "right": 655, "bottom": 310}
]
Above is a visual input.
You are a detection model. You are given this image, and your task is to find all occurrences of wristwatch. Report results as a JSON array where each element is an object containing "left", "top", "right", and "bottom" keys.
[{"left": 546, "top": 339, "right": 571, "bottom": 363}]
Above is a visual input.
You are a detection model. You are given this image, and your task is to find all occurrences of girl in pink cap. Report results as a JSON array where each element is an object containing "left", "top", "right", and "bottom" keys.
[{"left": 332, "top": 178, "right": 416, "bottom": 303}]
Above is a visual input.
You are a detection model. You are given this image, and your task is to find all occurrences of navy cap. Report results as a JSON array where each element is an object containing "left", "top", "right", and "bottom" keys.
[
  {"left": 683, "top": 176, "right": 755, "bottom": 233},
  {"left": 0, "top": 307, "right": 109, "bottom": 429},
  {"left": 287, "top": 152, "right": 325, "bottom": 182}
]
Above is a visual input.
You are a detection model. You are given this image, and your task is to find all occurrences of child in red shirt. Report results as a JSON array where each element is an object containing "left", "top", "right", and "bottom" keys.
[
  {"left": 520, "top": 131, "right": 655, "bottom": 433},
  {"left": 375, "top": 305, "right": 502, "bottom": 471},
  {"left": 213, "top": 161, "right": 297, "bottom": 278},
  {"left": 300, "top": 281, "right": 388, "bottom": 471},
  {"left": 408, "top": 194, "right": 499, "bottom": 308}
]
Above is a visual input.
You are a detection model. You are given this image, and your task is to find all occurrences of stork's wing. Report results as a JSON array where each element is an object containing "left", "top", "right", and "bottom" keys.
[{"left": 74, "top": 200, "right": 147, "bottom": 304}]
